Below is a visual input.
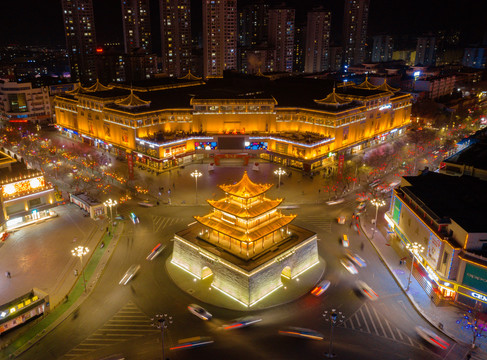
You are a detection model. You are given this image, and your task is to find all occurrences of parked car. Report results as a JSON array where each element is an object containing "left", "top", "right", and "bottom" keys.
[
  {"left": 188, "top": 304, "right": 212, "bottom": 320},
  {"left": 415, "top": 326, "right": 450, "bottom": 349},
  {"left": 311, "top": 280, "right": 331, "bottom": 297},
  {"left": 119, "top": 264, "right": 140, "bottom": 285},
  {"left": 356, "top": 280, "right": 379, "bottom": 301}
]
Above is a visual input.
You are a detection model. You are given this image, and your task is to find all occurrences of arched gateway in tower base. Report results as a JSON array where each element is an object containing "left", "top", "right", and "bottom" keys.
[{"left": 171, "top": 171, "right": 319, "bottom": 307}]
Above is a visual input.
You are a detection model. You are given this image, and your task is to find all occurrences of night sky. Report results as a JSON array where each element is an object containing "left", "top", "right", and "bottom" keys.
[{"left": 0, "top": 0, "right": 485, "bottom": 49}]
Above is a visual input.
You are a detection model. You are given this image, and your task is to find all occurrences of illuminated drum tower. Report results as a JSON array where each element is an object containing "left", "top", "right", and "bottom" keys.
[{"left": 171, "top": 171, "right": 319, "bottom": 307}]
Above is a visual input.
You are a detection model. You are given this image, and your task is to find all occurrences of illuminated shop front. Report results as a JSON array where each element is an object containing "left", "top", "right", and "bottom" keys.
[
  {"left": 54, "top": 76, "right": 412, "bottom": 173},
  {"left": 387, "top": 172, "right": 487, "bottom": 309},
  {"left": 0, "top": 288, "right": 49, "bottom": 335},
  {"left": 0, "top": 171, "right": 57, "bottom": 231},
  {"left": 171, "top": 172, "right": 319, "bottom": 307}
]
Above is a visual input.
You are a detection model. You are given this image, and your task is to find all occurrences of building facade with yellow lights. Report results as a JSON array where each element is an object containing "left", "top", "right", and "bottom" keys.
[
  {"left": 0, "top": 150, "right": 56, "bottom": 232},
  {"left": 171, "top": 172, "right": 319, "bottom": 307},
  {"left": 53, "top": 74, "right": 412, "bottom": 174},
  {"left": 386, "top": 171, "right": 487, "bottom": 311}
]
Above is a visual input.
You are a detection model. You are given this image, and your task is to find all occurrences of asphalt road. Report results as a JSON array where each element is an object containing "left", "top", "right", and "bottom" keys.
[{"left": 16, "top": 198, "right": 455, "bottom": 360}]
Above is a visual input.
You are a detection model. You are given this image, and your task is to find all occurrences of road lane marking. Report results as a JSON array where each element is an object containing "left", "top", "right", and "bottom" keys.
[
  {"left": 384, "top": 318, "right": 396, "bottom": 340},
  {"left": 364, "top": 303, "right": 379, "bottom": 336},
  {"left": 358, "top": 307, "right": 371, "bottom": 333},
  {"left": 372, "top": 306, "right": 387, "bottom": 337}
]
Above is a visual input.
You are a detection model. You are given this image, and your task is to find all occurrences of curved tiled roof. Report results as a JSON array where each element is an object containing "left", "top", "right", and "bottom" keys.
[
  {"left": 114, "top": 90, "right": 151, "bottom": 107},
  {"left": 314, "top": 88, "right": 352, "bottom": 106},
  {"left": 354, "top": 76, "right": 378, "bottom": 90},
  {"left": 208, "top": 198, "right": 283, "bottom": 218},
  {"left": 85, "top": 79, "right": 112, "bottom": 92},
  {"left": 219, "top": 171, "right": 273, "bottom": 198},
  {"left": 376, "top": 78, "right": 399, "bottom": 93}
]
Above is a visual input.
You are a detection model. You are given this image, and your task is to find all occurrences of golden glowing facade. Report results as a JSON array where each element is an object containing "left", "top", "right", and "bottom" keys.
[
  {"left": 171, "top": 172, "right": 319, "bottom": 307},
  {"left": 54, "top": 76, "right": 412, "bottom": 172},
  {"left": 195, "top": 171, "right": 295, "bottom": 258}
]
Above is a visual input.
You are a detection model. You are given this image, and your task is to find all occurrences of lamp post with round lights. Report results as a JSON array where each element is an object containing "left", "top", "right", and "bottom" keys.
[
  {"left": 370, "top": 198, "right": 386, "bottom": 238},
  {"left": 103, "top": 199, "right": 117, "bottom": 227},
  {"left": 274, "top": 167, "right": 286, "bottom": 189},
  {"left": 190, "top": 170, "right": 202, "bottom": 204},
  {"left": 151, "top": 313, "right": 172, "bottom": 360},
  {"left": 71, "top": 246, "right": 89, "bottom": 292},
  {"left": 406, "top": 242, "right": 424, "bottom": 291},
  {"left": 323, "top": 308, "right": 345, "bottom": 358}
]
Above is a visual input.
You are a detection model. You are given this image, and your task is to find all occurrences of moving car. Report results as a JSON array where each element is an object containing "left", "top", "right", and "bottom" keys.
[
  {"left": 188, "top": 304, "right": 212, "bottom": 320},
  {"left": 146, "top": 243, "right": 165, "bottom": 261},
  {"left": 129, "top": 212, "right": 139, "bottom": 224},
  {"left": 311, "top": 280, "right": 331, "bottom": 297},
  {"left": 326, "top": 198, "right": 344, "bottom": 205},
  {"left": 346, "top": 252, "right": 367, "bottom": 268},
  {"left": 337, "top": 216, "right": 346, "bottom": 224},
  {"left": 170, "top": 336, "right": 214, "bottom": 350},
  {"left": 278, "top": 327, "right": 324, "bottom": 340},
  {"left": 415, "top": 326, "right": 450, "bottom": 349},
  {"left": 357, "top": 202, "right": 366, "bottom": 211},
  {"left": 341, "top": 234, "right": 349, "bottom": 247},
  {"left": 138, "top": 200, "right": 155, "bottom": 207},
  {"left": 119, "top": 264, "right": 141, "bottom": 285},
  {"left": 356, "top": 280, "right": 379, "bottom": 301},
  {"left": 223, "top": 317, "right": 262, "bottom": 330},
  {"left": 340, "top": 258, "right": 358, "bottom": 274}
]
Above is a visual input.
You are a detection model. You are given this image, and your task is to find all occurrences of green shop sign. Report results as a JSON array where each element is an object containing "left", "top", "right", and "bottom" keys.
[{"left": 463, "top": 263, "right": 487, "bottom": 293}]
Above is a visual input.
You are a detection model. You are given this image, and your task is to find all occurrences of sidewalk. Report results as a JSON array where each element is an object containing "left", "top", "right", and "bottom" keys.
[
  {"left": 0, "top": 221, "right": 125, "bottom": 360},
  {"left": 359, "top": 207, "right": 487, "bottom": 358}
]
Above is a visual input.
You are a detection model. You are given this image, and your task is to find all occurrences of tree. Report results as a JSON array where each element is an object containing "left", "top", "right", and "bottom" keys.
[{"left": 456, "top": 309, "right": 487, "bottom": 350}]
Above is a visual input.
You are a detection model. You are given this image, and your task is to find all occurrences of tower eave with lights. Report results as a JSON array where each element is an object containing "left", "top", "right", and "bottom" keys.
[{"left": 171, "top": 172, "right": 319, "bottom": 307}]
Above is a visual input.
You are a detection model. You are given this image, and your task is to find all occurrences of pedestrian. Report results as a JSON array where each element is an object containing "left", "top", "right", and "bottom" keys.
[
  {"left": 5, "top": 271, "right": 11, "bottom": 278},
  {"left": 360, "top": 242, "right": 364, "bottom": 251}
]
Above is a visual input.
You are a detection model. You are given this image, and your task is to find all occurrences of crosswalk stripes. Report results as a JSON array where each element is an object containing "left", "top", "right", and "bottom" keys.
[
  {"left": 63, "top": 302, "right": 159, "bottom": 359},
  {"left": 299, "top": 216, "right": 333, "bottom": 232},
  {"left": 152, "top": 216, "right": 185, "bottom": 233},
  {"left": 343, "top": 303, "right": 427, "bottom": 351}
]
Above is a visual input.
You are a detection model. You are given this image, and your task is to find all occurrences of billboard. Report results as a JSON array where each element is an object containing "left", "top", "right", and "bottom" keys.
[{"left": 463, "top": 263, "right": 487, "bottom": 293}]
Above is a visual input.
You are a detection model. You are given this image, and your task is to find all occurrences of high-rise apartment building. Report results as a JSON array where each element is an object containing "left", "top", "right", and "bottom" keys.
[
  {"left": 160, "top": 0, "right": 192, "bottom": 77},
  {"left": 371, "top": 35, "right": 393, "bottom": 63},
  {"left": 462, "top": 47, "right": 487, "bottom": 69},
  {"left": 268, "top": 7, "right": 295, "bottom": 73},
  {"left": 61, "top": 0, "right": 97, "bottom": 83},
  {"left": 203, "top": 0, "right": 237, "bottom": 78},
  {"left": 304, "top": 9, "right": 331, "bottom": 73},
  {"left": 121, "top": 0, "right": 152, "bottom": 53},
  {"left": 343, "top": 0, "right": 370, "bottom": 66},
  {"left": 415, "top": 36, "right": 436, "bottom": 66},
  {"left": 238, "top": 0, "right": 269, "bottom": 47}
]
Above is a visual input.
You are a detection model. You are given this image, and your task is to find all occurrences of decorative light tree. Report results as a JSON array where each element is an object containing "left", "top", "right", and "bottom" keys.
[
  {"left": 457, "top": 309, "right": 487, "bottom": 350},
  {"left": 152, "top": 313, "right": 173, "bottom": 360}
]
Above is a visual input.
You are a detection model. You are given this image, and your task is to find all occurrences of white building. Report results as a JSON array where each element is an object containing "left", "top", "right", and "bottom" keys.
[{"left": 0, "top": 79, "right": 52, "bottom": 124}]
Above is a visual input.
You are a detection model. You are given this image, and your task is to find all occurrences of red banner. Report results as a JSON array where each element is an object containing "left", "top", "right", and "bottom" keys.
[
  {"left": 126, "top": 151, "right": 134, "bottom": 180},
  {"left": 337, "top": 154, "right": 345, "bottom": 180}
]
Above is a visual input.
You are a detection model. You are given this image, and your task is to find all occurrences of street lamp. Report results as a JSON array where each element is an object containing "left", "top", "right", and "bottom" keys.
[
  {"left": 405, "top": 242, "right": 424, "bottom": 291},
  {"left": 274, "top": 167, "right": 286, "bottom": 189},
  {"left": 103, "top": 199, "right": 117, "bottom": 226},
  {"left": 190, "top": 170, "right": 202, "bottom": 204},
  {"left": 71, "top": 246, "right": 89, "bottom": 292},
  {"left": 151, "top": 313, "right": 172, "bottom": 360},
  {"left": 370, "top": 198, "right": 386, "bottom": 238},
  {"left": 323, "top": 309, "right": 345, "bottom": 358}
]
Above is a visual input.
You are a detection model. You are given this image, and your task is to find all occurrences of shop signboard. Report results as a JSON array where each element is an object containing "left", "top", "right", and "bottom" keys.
[
  {"left": 126, "top": 151, "right": 134, "bottom": 180},
  {"left": 392, "top": 197, "right": 402, "bottom": 225},
  {"left": 337, "top": 154, "right": 345, "bottom": 180},
  {"left": 426, "top": 233, "right": 441, "bottom": 268},
  {"left": 463, "top": 263, "right": 487, "bottom": 293}
]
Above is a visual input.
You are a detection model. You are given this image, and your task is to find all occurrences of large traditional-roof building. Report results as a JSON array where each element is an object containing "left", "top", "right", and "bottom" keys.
[
  {"left": 171, "top": 172, "right": 319, "bottom": 306},
  {"left": 53, "top": 74, "right": 412, "bottom": 174}
]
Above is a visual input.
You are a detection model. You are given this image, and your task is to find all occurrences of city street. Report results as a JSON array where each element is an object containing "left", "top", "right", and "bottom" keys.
[{"left": 13, "top": 194, "right": 457, "bottom": 360}]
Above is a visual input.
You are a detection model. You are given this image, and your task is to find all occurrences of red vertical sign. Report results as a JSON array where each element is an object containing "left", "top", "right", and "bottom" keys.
[
  {"left": 126, "top": 151, "right": 134, "bottom": 180},
  {"left": 337, "top": 154, "right": 345, "bottom": 181}
]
